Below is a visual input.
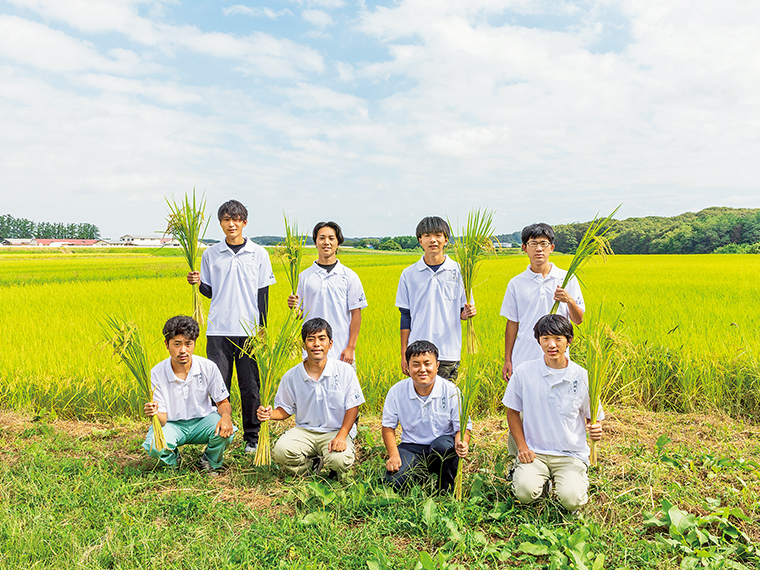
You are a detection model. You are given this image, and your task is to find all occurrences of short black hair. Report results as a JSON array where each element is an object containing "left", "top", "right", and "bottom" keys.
[
  {"left": 301, "top": 317, "right": 333, "bottom": 341},
  {"left": 163, "top": 315, "right": 200, "bottom": 342},
  {"left": 217, "top": 200, "right": 248, "bottom": 222},
  {"left": 405, "top": 340, "right": 439, "bottom": 363},
  {"left": 533, "top": 314, "right": 574, "bottom": 342},
  {"left": 415, "top": 216, "right": 450, "bottom": 240},
  {"left": 312, "top": 221, "right": 344, "bottom": 245},
  {"left": 521, "top": 223, "right": 554, "bottom": 245}
]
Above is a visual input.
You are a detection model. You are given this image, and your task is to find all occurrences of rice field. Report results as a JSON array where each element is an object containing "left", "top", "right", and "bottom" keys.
[{"left": 0, "top": 248, "right": 758, "bottom": 420}]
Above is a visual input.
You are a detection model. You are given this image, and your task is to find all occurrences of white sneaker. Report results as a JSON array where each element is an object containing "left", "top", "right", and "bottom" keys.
[{"left": 244, "top": 442, "right": 258, "bottom": 455}]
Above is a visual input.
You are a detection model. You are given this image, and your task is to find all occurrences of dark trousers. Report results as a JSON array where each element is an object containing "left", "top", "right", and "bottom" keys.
[
  {"left": 437, "top": 361, "right": 459, "bottom": 381},
  {"left": 206, "top": 336, "right": 260, "bottom": 445},
  {"left": 384, "top": 435, "right": 459, "bottom": 492}
]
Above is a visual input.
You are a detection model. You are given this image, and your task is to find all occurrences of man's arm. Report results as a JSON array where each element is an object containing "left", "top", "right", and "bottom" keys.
[
  {"left": 256, "top": 405, "right": 291, "bottom": 422},
  {"left": 502, "top": 320, "right": 519, "bottom": 381},
  {"left": 553, "top": 287, "right": 583, "bottom": 325},
  {"left": 454, "top": 430, "right": 471, "bottom": 458},
  {"left": 214, "top": 398, "right": 234, "bottom": 437},
  {"left": 586, "top": 419, "right": 603, "bottom": 441},
  {"left": 460, "top": 303, "right": 476, "bottom": 320},
  {"left": 340, "top": 309, "right": 362, "bottom": 364},
  {"left": 258, "top": 286, "right": 269, "bottom": 327},
  {"left": 382, "top": 426, "right": 402, "bottom": 472},
  {"left": 507, "top": 408, "right": 535, "bottom": 463},
  {"left": 143, "top": 401, "right": 168, "bottom": 427},
  {"left": 328, "top": 406, "right": 359, "bottom": 452},
  {"left": 400, "top": 328, "right": 410, "bottom": 375}
]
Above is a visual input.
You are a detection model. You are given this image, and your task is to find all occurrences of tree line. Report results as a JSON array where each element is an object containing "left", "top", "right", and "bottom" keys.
[
  {"left": 553, "top": 207, "right": 760, "bottom": 255},
  {"left": 0, "top": 214, "right": 101, "bottom": 240}
]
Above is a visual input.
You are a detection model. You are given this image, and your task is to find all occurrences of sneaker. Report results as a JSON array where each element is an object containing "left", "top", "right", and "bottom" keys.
[
  {"left": 197, "top": 454, "right": 219, "bottom": 477},
  {"left": 244, "top": 442, "right": 258, "bottom": 455},
  {"left": 309, "top": 455, "right": 324, "bottom": 475}
]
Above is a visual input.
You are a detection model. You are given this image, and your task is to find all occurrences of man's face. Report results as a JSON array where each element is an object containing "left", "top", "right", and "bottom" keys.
[
  {"left": 522, "top": 236, "right": 554, "bottom": 266},
  {"left": 166, "top": 334, "right": 195, "bottom": 367},
  {"left": 418, "top": 231, "right": 448, "bottom": 255},
  {"left": 538, "top": 334, "right": 570, "bottom": 366},
  {"left": 304, "top": 328, "right": 333, "bottom": 363},
  {"left": 220, "top": 216, "right": 247, "bottom": 241},
  {"left": 316, "top": 227, "right": 339, "bottom": 260},
  {"left": 408, "top": 352, "right": 440, "bottom": 393}
]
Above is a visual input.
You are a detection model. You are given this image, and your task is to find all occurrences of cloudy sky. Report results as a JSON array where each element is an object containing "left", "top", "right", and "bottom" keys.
[{"left": 1, "top": 0, "right": 759, "bottom": 240}]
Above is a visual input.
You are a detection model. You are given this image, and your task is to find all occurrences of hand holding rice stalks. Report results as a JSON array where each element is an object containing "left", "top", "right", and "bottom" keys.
[
  {"left": 550, "top": 206, "right": 619, "bottom": 315},
  {"left": 102, "top": 316, "right": 166, "bottom": 451},
  {"left": 276, "top": 214, "right": 306, "bottom": 298},
  {"left": 448, "top": 209, "right": 496, "bottom": 355},
  {"left": 454, "top": 354, "right": 480, "bottom": 500},
  {"left": 165, "top": 189, "right": 209, "bottom": 325},
  {"left": 240, "top": 311, "right": 303, "bottom": 466}
]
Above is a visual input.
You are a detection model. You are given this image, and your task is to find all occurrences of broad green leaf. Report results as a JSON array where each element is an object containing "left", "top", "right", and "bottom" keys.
[
  {"left": 592, "top": 553, "right": 605, "bottom": 570},
  {"left": 518, "top": 542, "right": 550, "bottom": 556},
  {"left": 418, "top": 551, "right": 436, "bottom": 570},
  {"left": 300, "top": 511, "right": 331, "bottom": 525},
  {"left": 422, "top": 497, "right": 438, "bottom": 527}
]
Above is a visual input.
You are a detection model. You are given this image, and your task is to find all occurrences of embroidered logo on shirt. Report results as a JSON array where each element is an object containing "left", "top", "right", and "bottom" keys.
[
  {"left": 438, "top": 398, "right": 447, "bottom": 412},
  {"left": 571, "top": 380, "right": 578, "bottom": 395},
  {"left": 358, "top": 293, "right": 365, "bottom": 302}
]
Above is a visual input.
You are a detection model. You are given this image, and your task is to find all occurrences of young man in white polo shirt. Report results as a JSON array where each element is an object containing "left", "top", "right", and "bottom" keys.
[
  {"left": 287, "top": 221, "right": 367, "bottom": 365},
  {"left": 382, "top": 340, "right": 471, "bottom": 493},
  {"left": 502, "top": 315, "right": 603, "bottom": 511},
  {"left": 187, "top": 199, "right": 276, "bottom": 455},
  {"left": 256, "top": 318, "right": 365, "bottom": 476},
  {"left": 501, "top": 223, "right": 584, "bottom": 382},
  {"left": 143, "top": 315, "right": 236, "bottom": 474},
  {"left": 396, "top": 216, "right": 476, "bottom": 381}
]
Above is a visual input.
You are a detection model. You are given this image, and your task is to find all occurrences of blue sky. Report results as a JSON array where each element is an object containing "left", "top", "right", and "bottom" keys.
[{"left": 1, "top": 0, "right": 759, "bottom": 241}]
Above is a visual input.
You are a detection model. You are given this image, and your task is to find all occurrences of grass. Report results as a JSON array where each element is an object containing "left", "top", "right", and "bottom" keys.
[{"left": 0, "top": 407, "right": 757, "bottom": 569}]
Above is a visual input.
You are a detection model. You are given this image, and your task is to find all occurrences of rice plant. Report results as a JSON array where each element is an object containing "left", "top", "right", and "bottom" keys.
[
  {"left": 240, "top": 311, "right": 303, "bottom": 466},
  {"left": 165, "top": 189, "right": 209, "bottom": 325},
  {"left": 448, "top": 209, "right": 496, "bottom": 354},
  {"left": 453, "top": 354, "right": 480, "bottom": 500},
  {"left": 550, "top": 206, "right": 620, "bottom": 315},
  {"left": 102, "top": 316, "right": 166, "bottom": 451},
  {"left": 276, "top": 213, "right": 306, "bottom": 297},
  {"left": 580, "top": 303, "right": 628, "bottom": 465}
]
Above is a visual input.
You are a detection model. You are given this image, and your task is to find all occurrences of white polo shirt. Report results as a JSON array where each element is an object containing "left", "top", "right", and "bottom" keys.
[
  {"left": 382, "top": 376, "right": 472, "bottom": 445},
  {"left": 502, "top": 358, "right": 603, "bottom": 464},
  {"left": 500, "top": 263, "right": 584, "bottom": 368},
  {"left": 151, "top": 356, "right": 230, "bottom": 422},
  {"left": 296, "top": 260, "right": 368, "bottom": 358},
  {"left": 395, "top": 256, "right": 467, "bottom": 362},
  {"left": 274, "top": 358, "right": 365, "bottom": 438},
  {"left": 200, "top": 238, "right": 276, "bottom": 336}
]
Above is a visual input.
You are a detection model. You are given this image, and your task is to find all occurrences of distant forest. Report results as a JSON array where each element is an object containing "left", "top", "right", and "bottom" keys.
[
  {"left": 1, "top": 214, "right": 100, "bottom": 240},
  {"left": 553, "top": 207, "right": 760, "bottom": 254}
]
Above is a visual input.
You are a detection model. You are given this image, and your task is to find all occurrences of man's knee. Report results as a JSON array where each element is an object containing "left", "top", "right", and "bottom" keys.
[
  {"left": 512, "top": 471, "right": 545, "bottom": 505},
  {"left": 323, "top": 449, "right": 355, "bottom": 473},
  {"left": 556, "top": 486, "right": 588, "bottom": 512},
  {"left": 429, "top": 435, "right": 455, "bottom": 456}
]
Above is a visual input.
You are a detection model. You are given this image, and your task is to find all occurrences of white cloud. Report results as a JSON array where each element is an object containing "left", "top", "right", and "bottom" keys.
[
  {"left": 302, "top": 9, "right": 334, "bottom": 27},
  {"left": 288, "top": 0, "right": 344, "bottom": 8},
  {"left": 223, "top": 5, "right": 294, "bottom": 19}
]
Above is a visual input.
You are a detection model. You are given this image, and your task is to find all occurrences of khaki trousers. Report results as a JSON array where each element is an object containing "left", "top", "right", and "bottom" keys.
[
  {"left": 513, "top": 453, "right": 589, "bottom": 511},
  {"left": 273, "top": 427, "right": 355, "bottom": 475}
]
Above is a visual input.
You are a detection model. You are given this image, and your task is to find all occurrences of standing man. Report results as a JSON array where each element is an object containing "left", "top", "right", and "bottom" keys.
[
  {"left": 187, "top": 199, "right": 276, "bottom": 455},
  {"left": 396, "top": 216, "right": 476, "bottom": 381},
  {"left": 287, "top": 222, "right": 368, "bottom": 365}
]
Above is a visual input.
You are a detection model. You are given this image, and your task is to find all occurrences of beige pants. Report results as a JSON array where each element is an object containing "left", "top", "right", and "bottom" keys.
[
  {"left": 273, "top": 427, "right": 355, "bottom": 475},
  {"left": 513, "top": 453, "right": 589, "bottom": 511}
]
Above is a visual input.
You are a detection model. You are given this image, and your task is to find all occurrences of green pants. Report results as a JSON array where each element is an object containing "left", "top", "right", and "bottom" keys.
[{"left": 143, "top": 412, "right": 236, "bottom": 469}]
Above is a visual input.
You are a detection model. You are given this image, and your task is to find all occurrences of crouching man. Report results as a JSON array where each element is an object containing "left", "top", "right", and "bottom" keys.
[
  {"left": 143, "top": 315, "right": 236, "bottom": 474},
  {"left": 382, "top": 340, "right": 471, "bottom": 493},
  {"left": 257, "top": 318, "right": 365, "bottom": 477},
  {"left": 503, "top": 314, "right": 603, "bottom": 511}
]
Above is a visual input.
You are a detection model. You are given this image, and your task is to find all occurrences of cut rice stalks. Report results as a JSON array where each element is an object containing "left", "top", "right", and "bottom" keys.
[
  {"left": 454, "top": 353, "right": 480, "bottom": 500},
  {"left": 102, "top": 316, "right": 166, "bottom": 451},
  {"left": 276, "top": 213, "right": 306, "bottom": 299},
  {"left": 165, "top": 189, "right": 210, "bottom": 325}
]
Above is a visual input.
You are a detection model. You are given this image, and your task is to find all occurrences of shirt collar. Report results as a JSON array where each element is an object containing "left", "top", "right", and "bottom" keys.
[
  {"left": 312, "top": 259, "right": 345, "bottom": 275},
  {"left": 164, "top": 357, "right": 200, "bottom": 383},
  {"left": 414, "top": 255, "right": 455, "bottom": 272},
  {"left": 525, "top": 262, "right": 557, "bottom": 282},
  {"left": 299, "top": 358, "right": 335, "bottom": 383},
  {"left": 407, "top": 375, "right": 443, "bottom": 399},
  {"left": 540, "top": 358, "right": 572, "bottom": 387},
  {"left": 220, "top": 237, "right": 254, "bottom": 255}
]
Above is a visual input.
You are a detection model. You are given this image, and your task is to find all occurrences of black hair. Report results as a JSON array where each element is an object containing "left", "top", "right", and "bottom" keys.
[
  {"left": 415, "top": 216, "right": 450, "bottom": 240},
  {"left": 217, "top": 200, "right": 248, "bottom": 222},
  {"left": 163, "top": 315, "right": 200, "bottom": 342},
  {"left": 521, "top": 223, "right": 555, "bottom": 245},
  {"left": 405, "top": 340, "right": 439, "bottom": 363},
  {"left": 301, "top": 317, "right": 333, "bottom": 341},
  {"left": 533, "top": 314, "right": 574, "bottom": 342},
  {"left": 312, "top": 221, "right": 344, "bottom": 245}
]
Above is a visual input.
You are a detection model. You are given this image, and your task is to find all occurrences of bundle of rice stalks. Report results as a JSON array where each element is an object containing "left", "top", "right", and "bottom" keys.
[
  {"left": 453, "top": 353, "right": 480, "bottom": 500},
  {"left": 550, "top": 206, "right": 620, "bottom": 315},
  {"left": 448, "top": 209, "right": 496, "bottom": 354},
  {"left": 580, "top": 303, "right": 628, "bottom": 466},
  {"left": 241, "top": 311, "right": 303, "bottom": 466},
  {"left": 276, "top": 214, "right": 306, "bottom": 298},
  {"left": 102, "top": 316, "right": 166, "bottom": 451},
  {"left": 165, "top": 189, "right": 209, "bottom": 325}
]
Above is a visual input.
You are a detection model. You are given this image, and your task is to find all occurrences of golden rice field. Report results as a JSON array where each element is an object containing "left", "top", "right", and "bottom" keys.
[{"left": 0, "top": 248, "right": 758, "bottom": 419}]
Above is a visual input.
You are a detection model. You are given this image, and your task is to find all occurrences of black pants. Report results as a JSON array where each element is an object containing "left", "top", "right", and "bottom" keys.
[
  {"left": 437, "top": 361, "right": 459, "bottom": 381},
  {"left": 384, "top": 435, "right": 459, "bottom": 492},
  {"left": 206, "top": 336, "right": 260, "bottom": 445}
]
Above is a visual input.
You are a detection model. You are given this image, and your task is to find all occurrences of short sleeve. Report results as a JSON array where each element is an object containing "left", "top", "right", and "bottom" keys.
[
  {"left": 343, "top": 368, "right": 366, "bottom": 409},
  {"left": 273, "top": 372, "right": 297, "bottom": 415},
  {"left": 200, "top": 249, "right": 211, "bottom": 288},
  {"left": 395, "top": 270, "right": 410, "bottom": 309},
  {"left": 347, "top": 271, "right": 368, "bottom": 311},
  {"left": 151, "top": 369, "right": 168, "bottom": 414},
  {"left": 381, "top": 386, "right": 400, "bottom": 429},
  {"left": 296, "top": 269, "right": 306, "bottom": 308},
  {"left": 206, "top": 361, "right": 230, "bottom": 403},
  {"left": 456, "top": 267, "right": 467, "bottom": 306},
  {"left": 500, "top": 280, "right": 519, "bottom": 321},
  {"left": 501, "top": 368, "right": 523, "bottom": 412},
  {"left": 257, "top": 250, "right": 277, "bottom": 288},
  {"left": 567, "top": 275, "right": 584, "bottom": 309}
]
